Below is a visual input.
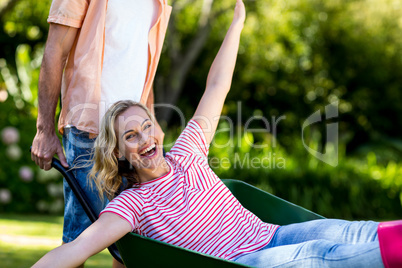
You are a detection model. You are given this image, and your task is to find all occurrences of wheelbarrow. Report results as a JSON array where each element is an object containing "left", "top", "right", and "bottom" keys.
[{"left": 51, "top": 157, "right": 324, "bottom": 267}]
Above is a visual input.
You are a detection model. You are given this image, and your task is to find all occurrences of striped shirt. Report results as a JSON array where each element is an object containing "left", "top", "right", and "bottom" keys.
[{"left": 101, "top": 120, "right": 279, "bottom": 260}]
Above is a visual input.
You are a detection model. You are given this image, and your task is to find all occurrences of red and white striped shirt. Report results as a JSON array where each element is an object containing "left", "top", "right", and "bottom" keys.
[{"left": 101, "top": 120, "right": 279, "bottom": 260}]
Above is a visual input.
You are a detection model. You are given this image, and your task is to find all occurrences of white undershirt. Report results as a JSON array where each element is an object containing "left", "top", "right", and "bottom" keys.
[{"left": 100, "top": 0, "right": 158, "bottom": 117}]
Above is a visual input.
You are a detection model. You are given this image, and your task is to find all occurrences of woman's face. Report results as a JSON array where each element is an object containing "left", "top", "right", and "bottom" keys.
[{"left": 114, "top": 106, "right": 164, "bottom": 174}]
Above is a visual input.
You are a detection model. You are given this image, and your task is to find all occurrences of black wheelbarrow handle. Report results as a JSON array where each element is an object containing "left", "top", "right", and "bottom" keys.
[
  {"left": 51, "top": 157, "right": 123, "bottom": 264},
  {"left": 30, "top": 147, "right": 123, "bottom": 264}
]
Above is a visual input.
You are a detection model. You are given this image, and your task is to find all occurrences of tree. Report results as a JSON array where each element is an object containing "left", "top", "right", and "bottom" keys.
[{"left": 155, "top": 0, "right": 234, "bottom": 123}]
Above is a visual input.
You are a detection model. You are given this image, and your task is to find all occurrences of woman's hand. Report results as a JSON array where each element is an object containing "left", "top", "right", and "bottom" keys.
[
  {"left": 32, "top": 213, "right": 131, "bottom": 267},
  {"left": 232, "top": 0, "right": 246, "bottom": 27}
]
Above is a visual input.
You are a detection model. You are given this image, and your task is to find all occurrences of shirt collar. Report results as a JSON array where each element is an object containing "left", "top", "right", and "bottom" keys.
[{"left": 135, "top": 158, "right": 173, "bottom": 187}]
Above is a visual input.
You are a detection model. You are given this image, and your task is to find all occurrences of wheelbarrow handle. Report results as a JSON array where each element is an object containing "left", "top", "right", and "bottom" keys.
[
  {"left": 30, "top": 148, "right": 123, "bottom": 264},
  {"left": 51, "top": 157, "right": 123, "bottom": 264}
]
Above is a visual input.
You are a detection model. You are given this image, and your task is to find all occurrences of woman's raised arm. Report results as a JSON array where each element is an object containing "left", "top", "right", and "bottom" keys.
[
  {"left": 32, "top": 213, "right": 131, "bottom": 267},
  {"left": 193, "top": 0, "right": 245, "bottom": 145}
]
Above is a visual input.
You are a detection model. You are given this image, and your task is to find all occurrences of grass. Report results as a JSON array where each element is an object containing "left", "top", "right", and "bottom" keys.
[{"left": 0, "top": 214, "right": 112, "bottom": 268}]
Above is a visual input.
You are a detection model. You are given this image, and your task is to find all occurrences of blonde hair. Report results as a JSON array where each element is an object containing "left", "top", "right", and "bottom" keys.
[{"left": 89, "top": 100, "right": 155, "bottom": 200}]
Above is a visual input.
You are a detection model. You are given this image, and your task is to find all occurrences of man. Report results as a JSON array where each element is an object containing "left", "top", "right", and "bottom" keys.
[{"left": 31, "top": 0, "right": 171, "bottom": 266}]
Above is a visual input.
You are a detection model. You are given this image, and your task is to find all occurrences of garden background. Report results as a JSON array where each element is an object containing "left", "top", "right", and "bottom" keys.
[{"left": 0, "top": 0, "right": 401, "bottom": 266}]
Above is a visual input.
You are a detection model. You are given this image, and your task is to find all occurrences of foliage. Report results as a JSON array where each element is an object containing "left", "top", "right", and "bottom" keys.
[
  {"left": 205, "top": 0, "right": 402, "bottom": 151},
  {"left": 0, "top": 0, "right": 50, "bottom": 65},
  {"left": 0, "top": 0, "right": 63, "bottom": 214},
  {"left": 207, "top": 126, "right": 402, "bottom": 220},
  {"left": 0, "top": 96, "right": 64, "bottom": 214}
]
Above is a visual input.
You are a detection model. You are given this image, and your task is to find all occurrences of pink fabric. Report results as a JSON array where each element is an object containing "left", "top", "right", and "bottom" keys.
[{"left": 377, "top": 220, "right": 402, "bottom": 268}]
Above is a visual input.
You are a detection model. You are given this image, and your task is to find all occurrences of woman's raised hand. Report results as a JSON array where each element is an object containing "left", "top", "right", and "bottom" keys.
[{"left": 233, "top": 0, "right": 246, "bottom": 27}]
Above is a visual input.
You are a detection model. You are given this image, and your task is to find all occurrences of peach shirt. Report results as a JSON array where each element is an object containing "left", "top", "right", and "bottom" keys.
[{"left": 48, "top": 0, "right": 172, "bottom": 135}]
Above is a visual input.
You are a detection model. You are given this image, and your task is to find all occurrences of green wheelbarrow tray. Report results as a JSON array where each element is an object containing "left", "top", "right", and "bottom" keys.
[{"left": 50, "top": 157, "right": 324, "bottom": 267}]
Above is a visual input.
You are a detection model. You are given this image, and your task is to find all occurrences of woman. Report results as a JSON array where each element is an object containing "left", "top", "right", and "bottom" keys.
[{"left": 34, "top": 1, "right": 401, "bottom": 267}]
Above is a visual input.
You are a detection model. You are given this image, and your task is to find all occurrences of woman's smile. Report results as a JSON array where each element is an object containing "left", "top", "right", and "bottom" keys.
[{"left": 138, "top": 143, "right": 157, "bottom": 158}]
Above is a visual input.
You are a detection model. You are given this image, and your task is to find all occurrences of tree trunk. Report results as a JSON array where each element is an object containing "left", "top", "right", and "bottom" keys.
[{"left": 155, "top": 0, "right": 217, "bottom": 124}]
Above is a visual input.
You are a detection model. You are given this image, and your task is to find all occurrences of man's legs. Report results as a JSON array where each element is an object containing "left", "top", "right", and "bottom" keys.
[
  {"left": 62, "top": 127, "right": 124, "bottom": 267},
  {"left": 62, "top": 127, "right": 105, "bottom": 243}
]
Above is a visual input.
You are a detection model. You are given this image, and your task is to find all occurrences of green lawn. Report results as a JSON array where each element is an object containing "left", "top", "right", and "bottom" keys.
[{"left": 0, "top": 214, "right": 112, "bottom": 268}]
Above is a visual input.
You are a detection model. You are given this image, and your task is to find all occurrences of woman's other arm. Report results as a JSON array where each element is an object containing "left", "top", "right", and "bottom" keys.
[
  {"left": 32, "top": 213, "right": 131, "bottom": 267},
  {"left": 193, "top": 0, "right": 246, "bottom": 144}
]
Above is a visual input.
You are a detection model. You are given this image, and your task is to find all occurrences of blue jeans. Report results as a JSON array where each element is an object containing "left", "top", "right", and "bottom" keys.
[
  {"left": 234, "top": 219, "right": 384, "bottom": 268},
  {"left": 62, "top": 127, "right": 108, "bottom": 243}
]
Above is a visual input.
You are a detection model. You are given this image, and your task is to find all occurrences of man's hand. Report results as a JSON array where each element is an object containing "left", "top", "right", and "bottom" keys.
[{"left": 31, "top": 129, "right": 68, "bottom": 170}]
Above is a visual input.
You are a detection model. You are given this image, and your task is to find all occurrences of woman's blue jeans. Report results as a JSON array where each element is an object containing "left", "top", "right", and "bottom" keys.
[{"left": 234, "top": 219, "right": 384, "bottom": 268}]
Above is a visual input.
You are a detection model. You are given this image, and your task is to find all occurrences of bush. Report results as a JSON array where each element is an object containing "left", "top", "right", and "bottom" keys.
[
  {"left": 207, "top": 127, "right": 402, "bottom": 220},
  {"left": 0, "top": 98, "right": 64, "bottom": 214}
]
